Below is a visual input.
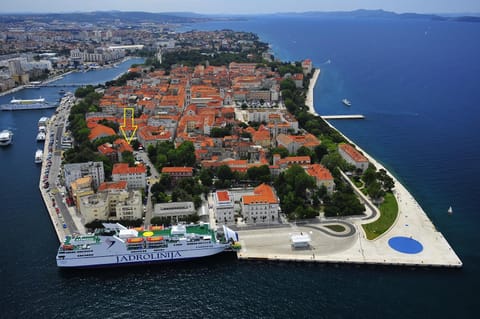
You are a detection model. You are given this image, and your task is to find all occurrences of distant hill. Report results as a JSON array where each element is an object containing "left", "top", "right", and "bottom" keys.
[
  {"left": 251, "top": 9, "right": 480, "bottom": 23},
  {"left": 0, "top": 11, "right": 211, "bottom": 24},
  {"left": 1, "top": 10, "right": 479, "bottom": 24}
]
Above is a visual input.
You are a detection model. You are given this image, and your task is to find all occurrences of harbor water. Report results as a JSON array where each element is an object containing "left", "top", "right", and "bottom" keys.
[{"left": 1, "top": 16, "right": 479, "bottom": 318}]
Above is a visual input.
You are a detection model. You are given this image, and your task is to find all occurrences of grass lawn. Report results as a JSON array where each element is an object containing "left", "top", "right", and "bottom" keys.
[
  {"left": 362, "top": 192, "right": 398, "bottom": 240},
  {"left": 324, "top": 224, "right": 346, "bottom": 232}
]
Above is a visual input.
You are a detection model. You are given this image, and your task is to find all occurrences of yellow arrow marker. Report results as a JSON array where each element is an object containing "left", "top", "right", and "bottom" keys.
[{"left": 119, "top": 108, "right": 137, "bottom": 144}]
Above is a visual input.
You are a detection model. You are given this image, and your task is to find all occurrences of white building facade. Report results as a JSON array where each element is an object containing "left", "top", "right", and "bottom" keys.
[
  {"left": 64, "top": 161, "right": 105, "bottom": 191},
  {"left": 213, "top": 191, "right": 235, "bottom": 225}
]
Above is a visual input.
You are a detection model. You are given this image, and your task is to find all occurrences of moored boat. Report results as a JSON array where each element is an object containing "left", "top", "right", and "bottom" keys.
[
  {"left": 56, "top": 223, "right": 239, "bottom": 268},
  {"left": 0, "top": 130, "right": 13, "bottom": 146},
  {"left": 35, "top": 149, "right": 43, "bottom": 163},
  {"left": 36, "top": 131, "right": 46, "bottom": 142}
]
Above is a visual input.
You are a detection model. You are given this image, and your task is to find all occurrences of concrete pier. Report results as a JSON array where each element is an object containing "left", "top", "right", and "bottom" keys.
[
  {"left": 236, "top": 217, "right": 462, "bottom": 268},
  {"left": 321, "top": 115, "right": 365, "bottom": 120}
]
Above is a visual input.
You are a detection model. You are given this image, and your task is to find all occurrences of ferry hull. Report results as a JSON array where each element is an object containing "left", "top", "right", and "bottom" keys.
[
  {"left": 1, "top": 103, "right": 55, "bottom": 111},
  {"left": 56, "top": 245, "right": 229, "bottom": 268}
]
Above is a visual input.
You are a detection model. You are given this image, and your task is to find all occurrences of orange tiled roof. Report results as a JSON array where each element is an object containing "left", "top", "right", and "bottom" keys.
[
  {"left": 161, "top": 167, "right": 193, "bottom": 174},
  {"left": 97, "top": 143, "right": 116, "bottom": 155},
  {"left": 242, "top": 183, "right": 278, "bottom": 205},
  {"left": 339, "top": 143, "right": 369, "bottom": 163},
  {"left": 88, "top": 124, "right": 116, "bottom": 141},
  {"left": 216, "top": 191, "right": 230, "bottom": 202},
  {"left": 112, "top": 163, "right": 146, "bottom": 175},
  {"left": 305, "top": 164, "right": 333, "bottom": 181},
  {"left": 98, "top": 181, "right": 128, "bottom": 191},
  {"left": 114, "top": 138, "right": 134, "bottom": 153},
  {"left": 137, "top": 126, "right": 171, "bottom": 141}
]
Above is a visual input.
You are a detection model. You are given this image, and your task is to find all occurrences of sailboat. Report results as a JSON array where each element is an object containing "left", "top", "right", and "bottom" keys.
[{"left": 448, "top": 206, "right": 453, "bottom": 215}]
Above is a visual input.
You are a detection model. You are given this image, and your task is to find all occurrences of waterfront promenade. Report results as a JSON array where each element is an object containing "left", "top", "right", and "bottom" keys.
[
  {"left": 237, "top": 66, "right": 462, "bottom": 268},
  {"left": 305, "top": 68, "right": 320, "bottom": 116},
  {"left": 38, "top": 96, "right": 85, "bottom": 243}
]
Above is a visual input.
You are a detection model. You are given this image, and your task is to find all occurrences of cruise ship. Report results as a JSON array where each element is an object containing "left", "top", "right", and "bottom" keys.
[
  {"left": 0, "top": 130, "right": 13, "bottom": 146},
  {"left": 1, "top": 97, "right": 55, "bottom": 111},
  {"left": 34, "top": 149, "right": 43, "bottom": 163},
  {"left": 56, "top": 223, "right": 239, "bottom": 268}
]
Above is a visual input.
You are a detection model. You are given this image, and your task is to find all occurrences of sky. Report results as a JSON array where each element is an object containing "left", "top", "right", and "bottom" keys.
[{"left": 0, "top": 0, "right": 479, "bottom": 15}]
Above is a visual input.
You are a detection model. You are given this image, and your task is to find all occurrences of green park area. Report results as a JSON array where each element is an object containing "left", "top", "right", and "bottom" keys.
[{"left": 362, "top": 192, "right": 398, "bottom": 240}]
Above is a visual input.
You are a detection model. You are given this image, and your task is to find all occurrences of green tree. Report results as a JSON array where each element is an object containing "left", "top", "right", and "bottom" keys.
[
  {"left": 367, "top": 181, "right": 385, "bottom": 200},
  {"left": 280, "top": 78, "right": 296, "bottom": 91},
  {"left": 199, "top": 169, "right": 213, "bottom": 187},
  {"left": 247, "top": 165, "right": 271, "bottom": 183},
  {"left": 217, "top": 165, "right": 234, "bottom": 181},
  {"left": 121, "top": 151, "right": 135, "bottom": 166},
  {"left": 271, "top": 146, "right": 289, "bottom": 159},
  {"left": 313, "top": 144, "right": 328, "bottom": 163},
  {"left": 159, "top": 173, "right": 172, "bottom": 189},
  {"left": 296, "top": 146, "right": 313, "bottom": 158},
  {"left": 362, "top": 165, "right": 377, "bottom": 187},
  {"left": 174, "top": 141, "right": 196, "bottom": 167}
]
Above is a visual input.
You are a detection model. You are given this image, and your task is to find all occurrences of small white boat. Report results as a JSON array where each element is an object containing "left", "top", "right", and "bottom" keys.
[
  {"left": 36, "top": 131, "right": 46, "bottom": 142},
  {"left": 0, "top": 130, "right": 13, "bottom": 146},
  {"left": 448, "top": 206, "right": 453, "bottom": 215},
  {"left": 342, "top": 99, "right": 352, "bottom": 107},
  {"left": 35, "top": 149, "right": 43, "bottom": 164}
]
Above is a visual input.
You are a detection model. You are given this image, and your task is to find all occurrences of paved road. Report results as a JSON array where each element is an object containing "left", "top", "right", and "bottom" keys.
[
  {"left": 135, "top": 150, "right": 159, "bottom": 227},
  {"left": 46, "top": 96, "right": 79, "bottom": 235}
]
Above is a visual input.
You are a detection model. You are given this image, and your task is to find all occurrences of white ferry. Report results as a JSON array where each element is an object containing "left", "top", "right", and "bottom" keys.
[
  {"left": 0, "top": 130, "right": 13, "bottom": 146},
  {"left": 11, "top": 97, "right": 45, "bottom": 104},
  {"left": 1, "top": 97, "right": 55, "bottom": 111},
  {"left": 56, "top": 223, "right": 240, "bottom": 268},
  {"left": 34, "top": 149, "right": 43, "bottom": 163}
]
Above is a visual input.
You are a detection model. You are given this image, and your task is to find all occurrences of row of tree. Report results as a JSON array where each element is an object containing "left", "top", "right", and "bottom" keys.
[{"left": 147, "top": 141, "right": 196, "bottom": 172}]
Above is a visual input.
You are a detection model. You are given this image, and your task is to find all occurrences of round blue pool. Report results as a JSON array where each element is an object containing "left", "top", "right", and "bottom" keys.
[{"left": 388, "top": 236, "right": 423, "bottom": 254}]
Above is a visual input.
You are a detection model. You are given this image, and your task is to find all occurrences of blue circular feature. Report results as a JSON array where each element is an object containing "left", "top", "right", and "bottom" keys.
[{"left": 388, "top": 236, "right": 423, "bottom": 254}]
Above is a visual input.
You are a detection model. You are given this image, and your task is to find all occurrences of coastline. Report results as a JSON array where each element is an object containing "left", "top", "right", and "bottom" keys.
[
  {"left": 305, "top": 68, "right": 320, "bottom": 116},
  {"left": 237, "top": 63, "right": 461, "bottom": 268},
  {"left": 0, "top": 85, "right": 25, "bottom": 97},
  {"left": 0, "top": 56, "right": 138, "bottom": 98},
  {"left": 298, "top": 66, "right": 462, "bottom": 267}
]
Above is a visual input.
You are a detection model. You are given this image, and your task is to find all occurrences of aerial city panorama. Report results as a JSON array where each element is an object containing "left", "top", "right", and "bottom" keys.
[{"left": 0, "top": 0, "right": 479, "bottom": 317}]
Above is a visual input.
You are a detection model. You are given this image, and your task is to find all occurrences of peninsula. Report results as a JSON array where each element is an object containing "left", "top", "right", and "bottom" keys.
[{"left": 36, "top": 29, "right": 461, "bottom": 268}]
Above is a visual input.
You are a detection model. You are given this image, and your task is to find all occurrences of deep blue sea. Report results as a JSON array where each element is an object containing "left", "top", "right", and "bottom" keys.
[{"left": 1, "top": 16, "right": 479, "bottom": 318}]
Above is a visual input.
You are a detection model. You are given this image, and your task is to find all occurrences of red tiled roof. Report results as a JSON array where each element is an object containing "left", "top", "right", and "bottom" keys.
[
  {"left": 161, "top": 167, "right": 193, "bottom": 174},
  {"left": 305, "top": 164, "right": 333, "bottom": 181},
  {"left": 112, "top": 163, "right": 146, "bottom": 175},
  {"left": 114, "top": 138, "right": 134, "bottom": 153},
  {"left": 339, "top": 143, "right": 369, "bottom": 163},
  {"left": 97, "top": 143, "right": 116, "bottom": 155},
  {"left": 88, "top": 124, "right": 116, "bottom": 141},
  {"left": 242, "top": 183, "right": 278, "bottom": 205},
  {"left": 98, "top": 181, "right": 128, "bottom": 191},
  {"left": 217, "top": 191, "right": 230, "bottom": 202}
]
